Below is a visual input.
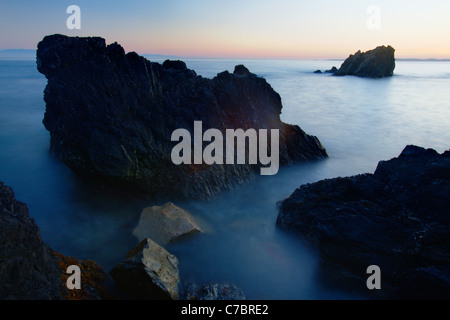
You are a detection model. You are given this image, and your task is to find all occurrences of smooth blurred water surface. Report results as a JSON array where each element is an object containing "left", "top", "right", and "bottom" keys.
[{"left": 1, "top": 58, "right": 449, "bottom": 299}]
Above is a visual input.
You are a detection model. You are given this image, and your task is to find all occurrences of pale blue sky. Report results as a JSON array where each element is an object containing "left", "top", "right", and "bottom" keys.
[{"left": 1, "top": 0, "right": 449, "bottom": 58}]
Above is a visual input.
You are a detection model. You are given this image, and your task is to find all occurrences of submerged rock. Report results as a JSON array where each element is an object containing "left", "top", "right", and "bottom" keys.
[
  {"left": 110, "top": 238, "right": 181, "bottom": 300},
  {"left": 277, "top": 146, "right": 450, "bottom": 299},
  {"left": 132, "top": 202, "right": 203, "bottom": 245},
  {"left": 184, "top": 282, "right": 246, "bottom": 300},
  {"left": 36, "top": 34, "right": 327, "bottom": 200},
  {"left": 334, "top": 45, "right": 395, "bottom": 78}
]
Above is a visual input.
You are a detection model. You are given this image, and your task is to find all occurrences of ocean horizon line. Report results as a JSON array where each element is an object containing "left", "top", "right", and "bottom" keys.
[{"left": 1, "top": 49, "right": 450, "bottom": 62}]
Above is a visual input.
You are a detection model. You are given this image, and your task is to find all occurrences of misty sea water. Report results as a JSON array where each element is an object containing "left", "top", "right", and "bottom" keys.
[{"left": 1, "top": 58, "right": 449, "bottom": 299}]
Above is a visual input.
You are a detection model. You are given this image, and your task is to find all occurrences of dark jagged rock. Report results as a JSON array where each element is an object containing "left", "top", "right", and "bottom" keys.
[
  {"left": 162, "top": 59, "right": 188, "bottom": 71},
  {"left": 277, "top": 146, "right": 450, "bottom": 299},
  {"left": 334, "top": 45, "right": 395, "bottom": 78},
  {"left": 0, "top": 181, "right": 112, "bottom": 300},
  {"left": 325, "top": 66, "right": 338, "bottom": 74},
  {"left": 313, "top": 70, "right": 322, "bottom": 74},
  {"left": 36, "top": 34, "right": 328, "bottom": 200},
  {"left": 233, "top": 64, "right": 251, "bottom": 76},
  {"left": 0, "top": 181, "right": 63, "bottom": 299}
]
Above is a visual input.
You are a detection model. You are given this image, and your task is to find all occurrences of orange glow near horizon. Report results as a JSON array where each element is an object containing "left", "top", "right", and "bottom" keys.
[
  {"left": 1, "top": 1, "right": 450, "bottom": 60},
  {"left": 117, "top": 36, "right": 450, "bottom": 61}
]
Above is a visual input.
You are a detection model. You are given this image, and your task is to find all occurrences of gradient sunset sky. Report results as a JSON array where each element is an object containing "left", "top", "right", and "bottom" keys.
[{"left": 1, "top": 0, "right": 449, "bottom": 59}]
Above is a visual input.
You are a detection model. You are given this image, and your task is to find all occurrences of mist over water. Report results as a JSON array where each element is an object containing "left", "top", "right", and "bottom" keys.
[{"left": 1, "top": 59, "right": 449, "bottom": 299}]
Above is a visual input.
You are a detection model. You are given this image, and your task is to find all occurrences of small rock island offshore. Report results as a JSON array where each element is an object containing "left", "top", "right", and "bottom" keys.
[{"left": 316, "top": 45, "right": 396, "bottom": 78}]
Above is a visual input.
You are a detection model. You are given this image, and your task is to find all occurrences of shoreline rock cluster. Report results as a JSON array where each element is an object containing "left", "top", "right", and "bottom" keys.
[
  {"left": 277, "top": 146, "right": 450, "bottom": 299},
  {"left": 110, "top": 202, "right": 246, "bottom": 300},
  {"left": 3, "top": 143, "right": 448, "bottom": 299},
  {"left": 110, "top": 202, "right": 245, "bottom": 300},
  {"left": 0, "top": 183, "right": 246, "bottom": 300}
]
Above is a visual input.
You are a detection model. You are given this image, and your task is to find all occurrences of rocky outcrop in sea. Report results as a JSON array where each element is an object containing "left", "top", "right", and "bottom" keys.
[
  {"left": 328, "top": 45, "right": 395, "bottom": 78},
  {"left": 36, "top": 34, "right": 327, "bottom": 200},
  {"left": 276, "top": 145, "right": 450, "bottom": 299}
]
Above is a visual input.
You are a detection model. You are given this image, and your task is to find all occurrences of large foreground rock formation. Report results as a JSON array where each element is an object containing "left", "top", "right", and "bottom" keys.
[
  {"left": 332, "top": 45, "right": 395, "bottom": 78},
  {"left": 277, "top": 146, "right": 450, "bottom": 299},
  {"left": 0, "top": 182, "right": 62, "bottom": 299},
  {"left": 37, "top": 34, "right": 327, "bottom": 200},
  {"left": 0, "top": 181, "right": 110, "bottom": 300}
]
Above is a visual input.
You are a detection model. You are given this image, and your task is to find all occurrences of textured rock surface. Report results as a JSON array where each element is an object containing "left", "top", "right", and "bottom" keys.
[
  {"left": 132, "top": 202, "right": 203, "bottom": 246},
  {"left": 36, "top": 34, "right": 327, "bottom": 200},
  {"left": 277, "top": 146, "right": 450, "bottom": 299},
  {"left": 0, "top": 181, "right": 112, "bottom": 300},
  {"left": 53, "top": 251, "right": 114, "bottom": 300},
  {"left": 184, "top": 282, "right": 246, "bottom": 300},
  {"left": 333, "top": 45, "right": 395, "bottom": 78},
  {"left": 0, "top": 181, "right": 63, "bottom": 299},
  {"left": 110, "top": 238, "right": 180, "bottom": 300}
]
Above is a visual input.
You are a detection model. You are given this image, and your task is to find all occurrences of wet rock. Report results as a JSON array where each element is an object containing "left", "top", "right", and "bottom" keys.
[
  {"left": 132, "top": 202, "right": 203, "bottom": 246},
  {"left": 110, "top": 238, "right": 180, "bottom": 300},
  {"left": 36, "top": 34, "right": 328, "bottom": 200},
  {"left": 277, "top": 145, "right": 450, "bottom": 299},
  {"left": 314, "top": 70, "right": 322, "bottom": 74},
  {"left": 334, "top": 45, "right": 395, "bottom": 78}
]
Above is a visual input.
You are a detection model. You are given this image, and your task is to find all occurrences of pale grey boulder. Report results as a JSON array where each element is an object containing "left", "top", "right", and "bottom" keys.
[
  {"left": 110, "top": 238, "right": 181, "bottom": 300},
  {"left": 132, "top": 202, "right": 203, "bottom": 246}
]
